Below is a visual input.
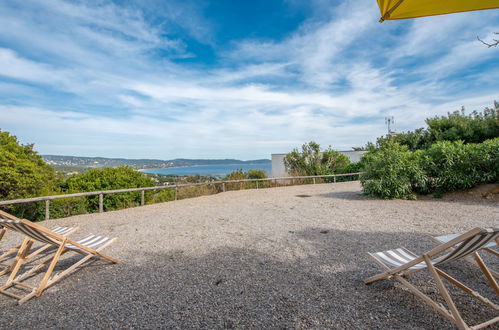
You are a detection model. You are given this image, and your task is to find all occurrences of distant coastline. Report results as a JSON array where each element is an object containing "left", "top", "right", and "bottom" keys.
[
  {"left": 43, "top": 155, "right": 271, "bottom": 171},
  {"left": 141, "top": 163, "right": 272, "bottom": 177}
]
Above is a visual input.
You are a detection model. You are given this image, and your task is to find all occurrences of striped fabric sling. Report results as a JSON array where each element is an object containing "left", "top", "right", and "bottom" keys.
[{"left": 365, "top": 227, "right": 499, "bottom": 330}]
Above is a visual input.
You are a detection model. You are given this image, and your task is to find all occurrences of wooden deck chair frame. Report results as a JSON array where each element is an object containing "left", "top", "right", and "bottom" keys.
[
  {"left": 0, "top": 210, "right": 119, "bottom": 305},
  {"left": 429, "top": 233, "right": 499, "bottom": 279},
  {"left": 0, "top": 224, "right": 80, "bottom": 276},
  {"left": 0, "top": 225, "right": 7, "bottom": 269},
  {"left": 364, "top": 228, "right": 499, "bottom": 330}
]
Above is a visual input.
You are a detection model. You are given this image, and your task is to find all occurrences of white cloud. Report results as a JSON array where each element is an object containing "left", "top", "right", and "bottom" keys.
[{"left": 0, "top": 0, "right": 497, "bottom": 159}]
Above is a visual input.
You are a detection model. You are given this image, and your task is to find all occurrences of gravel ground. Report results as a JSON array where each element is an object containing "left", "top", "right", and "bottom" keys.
[{"left": 0, "top": 181, "right": 498, "bottom": 329}]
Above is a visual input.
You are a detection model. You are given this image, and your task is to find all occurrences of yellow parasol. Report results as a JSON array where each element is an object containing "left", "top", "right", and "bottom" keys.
[{"left": 377, "top": 0, "right": 499, "bottom": 22}]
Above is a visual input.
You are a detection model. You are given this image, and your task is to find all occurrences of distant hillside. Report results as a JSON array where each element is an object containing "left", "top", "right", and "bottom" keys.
[
  {"left": 42, "top": 155, "right": 270, "bottom": 170},
  {"left": 170, "top": 158, "right": 270, "bottom": 165}
]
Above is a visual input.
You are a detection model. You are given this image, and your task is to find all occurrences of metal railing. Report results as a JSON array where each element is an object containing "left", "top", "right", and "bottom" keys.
[{"left": 0, "top": 172, "right": 363, "bottom": 220}]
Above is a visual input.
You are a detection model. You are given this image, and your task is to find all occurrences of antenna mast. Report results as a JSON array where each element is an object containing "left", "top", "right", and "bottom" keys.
[{"left": 385, "top": 116, "right": 394, "bottom": 134}]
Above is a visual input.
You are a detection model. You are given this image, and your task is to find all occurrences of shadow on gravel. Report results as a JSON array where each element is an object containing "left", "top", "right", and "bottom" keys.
[
  {"left": 317, "top": 190, "right": 499, "bottom": 208},
  {"left": 316, "top": 190, "right": 370, "bottom": 201},
  {"left": 0, "top": 229, "right": 497, "bottom": 329}
]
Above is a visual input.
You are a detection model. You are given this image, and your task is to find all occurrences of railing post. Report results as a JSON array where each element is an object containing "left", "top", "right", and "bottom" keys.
[
  {"left": 313, "top": 178, "right": 316, "bottom": 184},
  {"left": 45, "top": 200, "right": 50, "bottom": 220},
  {"left": 141, "top": 190, "right": 145, "bottom": 206},
  {"left": 0, "top": 172, "right": 364, "bottom": 219},
  {"left": 99, "top": 194, "right": 103, "bottom": 213}
]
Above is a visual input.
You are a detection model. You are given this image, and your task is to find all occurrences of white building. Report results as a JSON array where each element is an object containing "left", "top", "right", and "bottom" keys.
[{"left": 271, "top": 150, "right": 367, "bottom": 178}]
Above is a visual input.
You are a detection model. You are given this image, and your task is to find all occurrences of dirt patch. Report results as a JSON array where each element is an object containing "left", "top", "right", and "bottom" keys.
[{"left": 417, "top": 183, "right": 499, "bottom": 203}]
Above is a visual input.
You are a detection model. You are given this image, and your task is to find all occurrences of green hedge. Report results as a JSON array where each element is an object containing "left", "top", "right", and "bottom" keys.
[
  {"left": 361, "top": 141, "right": 427, "bottom": 199},
  {"left": 361, "top": 138, "right": 498, "bottom": 199}
]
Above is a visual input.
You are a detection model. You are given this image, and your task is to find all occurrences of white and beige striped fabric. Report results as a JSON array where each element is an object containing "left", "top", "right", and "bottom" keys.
[
  {"left": 371, "top": 228, "right": 499, "bottom": 271},
  {"left": 434, "top": 232, "right": 497, "bottom": 249},
  {"left": 0, "top": 219, "right": 58, "bottom": 245},
  {"left": 0, "top": 223, "right": 75, "bottom": 255},
  {"left": 371, "top": 247, "right": 427, "bottom": 270},
  {"left": 0, "top": 218, "right": 111, "bottom": 251},
  {"left": 66, "top": 235, "right": 112, "bottom": 250}
]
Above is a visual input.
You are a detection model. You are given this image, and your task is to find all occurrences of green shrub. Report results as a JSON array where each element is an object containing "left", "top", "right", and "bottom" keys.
[
  {"left": 48, "top": 197, "right": 88, "bottom": 219},
  {"left": 61, "top": 166, "right": 155, "bottom": 212},
  {"left": 177, "top": 185, "right": 219, "bottom": 199},
  {"left": 225, "top": 169, "right": 246, "bottom": 181},
  {"left": 246, "top": 169, "right": 267, "bottom": 179},
  {"left": 361, "top": 141, "right": 427, "bottom": 199},
  {"left": 334, "top": 161, "right": 365, "bottom": 182},
  {"left": 480, "top": 137, "right": 499, "bottom": 182},
  {"left": 425, "top": 138, "right": 499, "bottom": 192},
  {"left": 361, "top": 138, "right": 498, "bottom": 199},
  {"left": 148, "top": 188, "right": 175, "bottom": 204},
  {"left": 223, "top": 169, "right": 269, "bottom": 190}
]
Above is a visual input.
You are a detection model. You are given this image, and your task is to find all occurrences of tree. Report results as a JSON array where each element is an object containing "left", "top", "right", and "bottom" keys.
[
  {"left": 425, "top": 104, "right": 499, "bottom": 144},
  {"left": 370, "top": 102, "right": 499, "bottom": 151},
  {"left": 284, "top": 141, "right": 350, "bottom": 176},
  {"left": 61, "top": 166, "right": 155, "bottom": 212},
  {"left": 477, "top": 33, "right": 499, "bottom": 48},
  {"left": 0, "top": 130, "right": 60, "bottom": 218}
]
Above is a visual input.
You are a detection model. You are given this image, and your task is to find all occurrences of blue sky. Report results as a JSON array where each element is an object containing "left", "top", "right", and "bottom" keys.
[{"left": 0, "top": 0, "right": 498, "bottom": 160}]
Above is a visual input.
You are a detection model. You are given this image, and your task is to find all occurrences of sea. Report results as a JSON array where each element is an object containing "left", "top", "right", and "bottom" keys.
[{"left": 140, "top": 163, "right": 272, "bottom": 177}]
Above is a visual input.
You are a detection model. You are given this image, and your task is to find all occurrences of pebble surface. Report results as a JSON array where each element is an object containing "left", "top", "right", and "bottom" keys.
[{"left": 0, "top": 181, "right": 498, "bottom": 329}]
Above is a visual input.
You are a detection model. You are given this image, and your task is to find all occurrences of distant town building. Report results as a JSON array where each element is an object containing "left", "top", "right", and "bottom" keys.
[{"left": 271, "top": 150, "right": 367, "bottom": 178}]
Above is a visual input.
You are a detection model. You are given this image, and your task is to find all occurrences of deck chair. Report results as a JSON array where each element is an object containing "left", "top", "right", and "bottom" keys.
[
  {"left": 0, "top": 224, "right": 6, "bottom": 269},
  {"left": 0, "top": 223, "right": 79, "bottom": 276},
  {"left": 430, "top": 232, "right": 499, "bottom": 279},
  {"left": 364, "top": 227, "right": 499, "bottom": 330},
  {"left": 0, "top": 210, "right": 119, "bottom": 304}
]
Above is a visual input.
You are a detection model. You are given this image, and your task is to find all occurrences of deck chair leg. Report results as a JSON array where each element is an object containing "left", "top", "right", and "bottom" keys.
[
  {"left": 424, "top": 255, "right": 468, "bottom": 330},
  {"left": 435, "top": 268, "right": 498, "bottom": 311},
  {"left": 483, "top": 248, "right": 499, "bottom": 258},
  {"left": 12, "top": 243, "right": 67, "bottom": 305},
  {"left": 46, "top": 252, "right": 94, "bottom": 288},
  {"left": 394, "top": 275, "right": 455, "bottom": 324},
  {"left": 4, "top": 239, "right": 33, "bottom": 283},
  {"left": 0, "top": 246, "right": 21, "bottom": 275},
  {"left": 9, "top": 248, "right": 73, "bottom": 289},
  {"left": 364, "top": 272, "right": 392, "bottom": 284},
  {"left": 34, "top": 239, "right": 67, "bottom": 298},
  {"left": 472, "top": 252, "right": 499, "bottom": 296},
  {"left": 462, "top": 254, "right": 499, "bottom": 279},
  {"left": 16, "top": 247, "right": 86, "bottom": 305},
  {"left": 46, "top": 239, "right": 118, "bottom": 289}
]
